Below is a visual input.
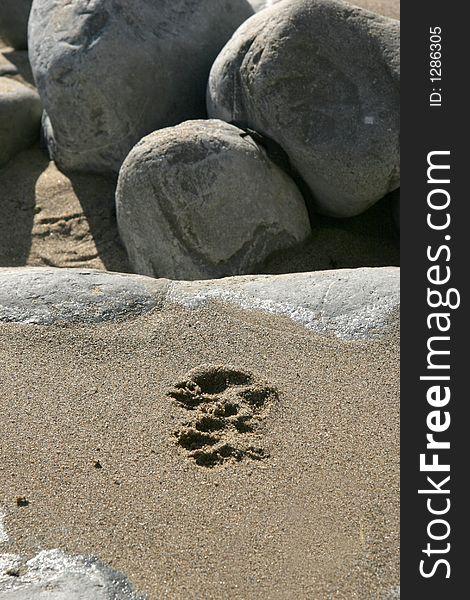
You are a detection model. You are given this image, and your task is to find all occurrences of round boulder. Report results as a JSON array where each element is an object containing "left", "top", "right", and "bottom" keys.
[
  {"left": 28, "top": 0, "right": 254, "bottom": 174},
  {"left": 0, "top": 77, "right": 41, "bottom": 167},
  {"left": 207, "top": 0, "right": 400, "bottom": 218},
  {"left": 0, "top": 0, "right": 32, "bottom": 50},
  {"left": 116, "top": 119, "right": 311, "bottom": 280}
]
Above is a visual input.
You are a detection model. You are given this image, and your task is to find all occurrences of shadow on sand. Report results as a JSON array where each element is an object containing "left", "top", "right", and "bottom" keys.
[
  {"left": 0, "top": 144, "right": 46, "bottom": 267},
  {"left": 69, "top": 172, "right": 131, "bottom": 273}
]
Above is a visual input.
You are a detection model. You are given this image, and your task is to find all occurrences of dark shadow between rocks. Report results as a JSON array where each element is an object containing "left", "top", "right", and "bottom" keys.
[
  {"left": 260, "top": 194, "right": 399, "bottom": 275},
  {"left": 0, "top": 143, "right": 46, "bottom": 267},
  {"left": 69, "top": 174, "right": 131, "bottom": 273},
  {"left": 232, "top": 124, "right": 399, "bottom": 277}
]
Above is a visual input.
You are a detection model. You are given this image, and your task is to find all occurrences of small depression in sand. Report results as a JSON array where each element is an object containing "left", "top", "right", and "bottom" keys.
[{"left": 169, "top": 364, "right": 278, "bottom": 467}]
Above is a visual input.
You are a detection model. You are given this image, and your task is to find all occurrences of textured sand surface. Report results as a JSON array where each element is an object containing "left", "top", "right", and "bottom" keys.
[
  {"left": 0, "top": 303, "right": 399, "bottom": 599},
  {"left": 354, "top": 0, "right": 400, "bottom": 20},
  {"left": 0, "top": 145, "right": 130, "bottom": 272},
  {"left": 252, "top": 1, "right": 400, "bottom": 20}
]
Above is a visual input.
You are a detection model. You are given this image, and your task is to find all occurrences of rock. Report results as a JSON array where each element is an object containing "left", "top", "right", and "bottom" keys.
[
  {"left": 0, "top": 268, "right": 167, "bottom": 325},
  {"left": 28, "top": 0, "right": 254, "bottom": 174},
  {"left": 249, "top": 0, "right": 400, "bottom": 19},
  {"left": 0, "top": 513, "right": 7, "bottom": 543},
  {"left": 116, "top": 119, "right": 311, "bottom": 280},
  {"left": 0, "top": 77, "right": 41, "bottom": 167},
  {"left": 0, "top": 266, "right": 398, "bottom": 339},
  {"left": 167, "top": 266, "right": 400, "bottom": 340},
  {"left": 0, "top": 1, "right": 32, "bottom": 50},
  {"left": 207, "top": 0, "right": 400, "bottom": 218},
  {"left": 0, "top": 549, "right": 145, "bottom": 599}
]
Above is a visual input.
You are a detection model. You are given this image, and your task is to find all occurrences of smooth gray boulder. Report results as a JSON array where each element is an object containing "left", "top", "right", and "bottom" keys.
[
  {"left": 28, "top": 0, "right": 254, "bottom": 174},
  {"left": 0, "top": 77, "right": 41, "bottom": 166},
  {"left": 167, "top": 266, "right": 400, "bottom": 340},
  {"left": 0, "top": 266, "right": 399, "bottom": 339},
  {"left": 0, "top": 268, "right": 168, "bottom": 325},
  {"left": 207, "top": 0, "right": 400, "bottom": 218},
  {"left": 0, "top": 550, "right": 145, "bottom": 599},
  {"left": 116, "top": 119, "right": 311, "bottom": 280},
  {"left": 0, "top": 1, "right": 32, "bottom": 50}
]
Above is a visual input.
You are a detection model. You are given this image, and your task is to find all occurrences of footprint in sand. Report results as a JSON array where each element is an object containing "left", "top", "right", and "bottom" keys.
[{"left": 168, "top": 365, "right": 278, "bottom": 467}]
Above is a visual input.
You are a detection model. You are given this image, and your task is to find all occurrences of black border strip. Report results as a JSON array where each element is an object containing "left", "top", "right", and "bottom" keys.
[{"left": 401, "top": 2, "right": 467, "bottom": 597}]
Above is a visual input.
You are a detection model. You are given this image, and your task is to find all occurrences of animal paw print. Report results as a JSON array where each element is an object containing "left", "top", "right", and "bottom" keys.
[{"left": 168, "top": 365, "right": 278, "bottom": 467}]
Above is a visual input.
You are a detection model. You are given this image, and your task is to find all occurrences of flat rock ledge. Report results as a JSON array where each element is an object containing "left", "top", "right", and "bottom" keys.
[
  {"left": 0, "top": 267, "right": 399, "bottom": 339},
  {"left": 0, "top": 268, "right": 167, "bottom": 325},
  {"left": 0, "top": 549, "right": 145, "bottom": 599},
  {"left": 167, "top": 267, "right": 399, "bottom": 340}
]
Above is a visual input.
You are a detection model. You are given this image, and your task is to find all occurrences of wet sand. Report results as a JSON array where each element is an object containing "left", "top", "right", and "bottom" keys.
[{"left": 0, "top": 303, "right": 399, "bottom": 599}]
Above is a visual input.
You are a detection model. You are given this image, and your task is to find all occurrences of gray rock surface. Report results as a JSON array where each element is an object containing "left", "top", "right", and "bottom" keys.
[
  {"left": 0, "top": 513, "right": 7, "bottom": 543},
  {"left": 0, "top": 1, "right": 32, "bottom": 50},
  {"left": 207, "top": 0, "right": 400, "bottom": 218},
  {"left": 0, "top": 268, "right": 167, "bottom": 325},
  {"left": 116, "top": 119, "right": 311, "bottom": 280},
  {"left": 0, "top": 549, "right": 145, "bottom": 599},
  {"left": 0, "top": 266, "right": 399, "bottom": 339},
  {"left": 167, "top": 266, "right": 399, "bottom": 339},
  {"left": 28, "top": 0, "right": 254, "bottom": 174},
  {"left": 0, "top": 77, "right": 41, "bottom": 167}
]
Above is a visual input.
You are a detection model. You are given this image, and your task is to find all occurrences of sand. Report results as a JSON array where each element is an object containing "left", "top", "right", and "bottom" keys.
[
  {"left": 0, "top": 145, "right": 130, "bottom": 272},
  {"left": 0, "top": 145, "right": 398, "bottom": 276},
  {"left": 353, "top": 0, "right": 399, "bottom": 20},
  {"left": 0, "top": 303, "right": 399, "bottom": 599}
]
